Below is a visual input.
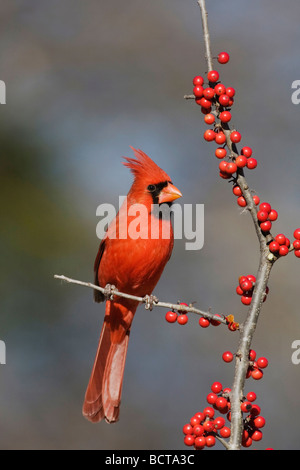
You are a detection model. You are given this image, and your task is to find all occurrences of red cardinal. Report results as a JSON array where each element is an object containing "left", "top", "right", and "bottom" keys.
[{"left": 82, "top": 147, "right": 182, "bottom": 423}]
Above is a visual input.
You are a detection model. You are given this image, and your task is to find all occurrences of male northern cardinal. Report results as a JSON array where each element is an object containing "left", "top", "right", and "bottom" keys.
[{"left": 82, "top": 147, "right": 182, "bottom": 423}]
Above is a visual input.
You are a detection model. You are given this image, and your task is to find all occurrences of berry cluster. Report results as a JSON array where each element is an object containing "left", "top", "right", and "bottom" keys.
[
  {"left": 165, "top": 302, "right": 189, "bottom": 325},
  {"left": 222, "top": 348, "right": 268, "bottom": 381},
  {"left": 236, "top": 274, "right": 269, "bottom": 306},
  {"left": 192, "top": 53, "right": 258, "bottom": 182},
  {"left": 183, "top": 379, "right": 266, "bottom": 449}
]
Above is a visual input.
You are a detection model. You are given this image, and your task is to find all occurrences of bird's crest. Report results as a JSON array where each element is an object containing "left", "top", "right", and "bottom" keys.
[{"left": 123, "top": 147, "right": 171, "bottom": 184}]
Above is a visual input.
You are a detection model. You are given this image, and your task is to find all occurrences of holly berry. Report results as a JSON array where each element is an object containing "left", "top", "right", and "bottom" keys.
[
  {"left": 260, "top": 202, "right": 272, "bottom": 214},
  {"left": 241, "top": 146, "right": 253, "bottom": 158},
  {"left": 241, "top": 401, "right": 252, "bottom": 413},
  {"left": 275, "top": 233, "right": 286, "bottom": 245},
  {"left": 251, "top": 430, "right": 263, "bottom": 441},
  {"left": 294, "top": 228, "right": 300, "bottom": 240},
  {"left": 214, "top": 83, "right": 226, "bottom": 95},
  {"left": 226, "top": 86, "right": 235, "bottom": 98},
  {"left": 237, "top": 196, "right": 247, "bottom": 207},
  {"left": 220, "top": 426, "right": 231, "bottom": 438},
  {"left": 253, "top": 195, "right": 260, "bottom": 206},
  {"left": 260, "top": 221, "right": 272, "bottom": 233},
  {"left": 219, "top": 94, "right": 230, "bottom": 106},
  {"left": 204, "top": 129, "right": 216, "bottom": 141},
  {"left": 241, "top": 294, "right": 252, "bottom": 305},
  {"left": 184, "top": 434, "right": 195, "bottom": 446},
  {"left": 193, "top": 85, "right": 204, "bottom": 98},
  {"left": 251, "top": 368, "right": 263, "bottom": 380},
  {"left": 210, "top": 314, "right": 222, "bottom": 326},
  {"left": 293, "top": 240, "right": 300, "bottom": 250},
  {"left": 205, "top": 435, "right": 216, "bottom": 447},
  {"left": 197, "top": 97, "right": 212, "bottom": 109},
  {"left": 199, "top": 317, "right": 210, "bottom": 328},
  {"left": 246, "top": 391, "right": 257, "bottom": 402},
  {"left": 203, "top": 406, "right": 215, "bottom": 418},
  {"left": 246, "top": 157, "right": 257, "bottom": 169},
  {"left": 230, "top": 131, "right": 241, "bottom": 143},
  {"left": 165, "top": 311, "right": 178, "bottom": 323},
  {"left": 183, "top": 423, "right": 193, "bottom": 435},
  {"left": 226, "top": 162, "right": 238, "bottom": 174},
  {"left": 222, "top": 351, "right": 234, "bottom": 363},
  {"left": 203, "top": 87, "right": 215, "bottom": 100},
  {"left": 204, "top": 113, "right": 216, "bottom": 125},
  {"left": 177, "top": 314, "right": 188, "bottom": 325},
  {"left": 194, "top": 436, "right": 206, "bottom": 450},
  {"left": 215, "top": 131, "right": 226, "bottom": 144},
  {"left": 215, "top": 147, "right": 227, "bottom": 159},
  {"left": 233, "top": 185, "right": 242, "bottom": 197},
  {"left": 253, "top": 416, "right": 266, "bottom": 428},
  {"left": 269, "top": 241, "right": 280, "bottom": 253},
  {"left": 206, "top": 392, "right": 218, "bottom": 405},
  {"left": 215, "top": 397, "right": 228, "bottom": 410},
  {"left": 279, "top": 245, "right": 289, "bottom": 257},
  {"left": 193, "top": 76, "right": 204, "bottom": 86},
  {"left": 207, "top": 70, "right": 220, "bottom": 82},
  {"left": 219, "top": 111, "right": 232, "bottom": 123},
  {"left": 211, "top": 381, "right": 223, "bottom": 394},
  {"left": 268, "top": 209, "right": 278, "bottom": 222},
  {"left": 257, "top": 211, "right": 269, "bottom": 222},
  {"left": 217, "top": 52, "right": 230, "bottom": 64},
  {"left": 235, "top": 155, "right": 247, "bottom": 168}
]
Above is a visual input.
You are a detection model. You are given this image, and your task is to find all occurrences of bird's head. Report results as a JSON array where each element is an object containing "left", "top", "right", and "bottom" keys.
[{"left": 123, "top": 147, "right": 182, "bottom": 206}]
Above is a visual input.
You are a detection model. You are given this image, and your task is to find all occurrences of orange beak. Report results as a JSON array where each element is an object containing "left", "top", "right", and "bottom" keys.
[{"left": 158, "top": 183, "right": 182, "bottom": 204}]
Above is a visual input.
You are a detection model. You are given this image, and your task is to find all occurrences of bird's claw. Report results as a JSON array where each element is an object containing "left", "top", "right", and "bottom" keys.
[
  {"left": 103, "top": 283, "right": 117, "bottom": 300},
  {"left": 143, "top": 294, "right": 159, "bottom": 311}
]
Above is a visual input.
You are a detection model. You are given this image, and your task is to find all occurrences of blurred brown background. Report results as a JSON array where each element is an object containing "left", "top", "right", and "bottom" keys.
[{"left": 1, "top": 0, "right": 300, "bottom": 450}]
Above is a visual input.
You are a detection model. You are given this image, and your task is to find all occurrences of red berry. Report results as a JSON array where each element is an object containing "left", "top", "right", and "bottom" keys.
[
  {"left": 242, "top": 437, "right": 253, "bottom": 448},
  {"left": 215, "top": 397, "right": 228, "bottom": 410},
  {"left": 193, "top": 76, "right": 204, "bottom": 86},
  {"left": 214, "top": 83, "right": 226, "bottom": 95},
  {"left": 247, "top": 274, "right": 256, "bottom": 283},
  {"left": 203, "top": 87, "right": 215, "bottom": 100},
  {"left": 230, "top": 131, "right": 241, "bottom": 143},
  {"left": 203, "top": 420, "right": 215, "bottom": 433},
  {"left": 260, "top": 221, "right": 272, "bottom": 233},
  {"left": 165, "top": 311, "right": 177, "bottom": 323},
  {"left": 219, "top": 94, "right": 230, "bottom": 106},
  {"left": 251, "top": 368, "right": 263, "bottom": 380},
  {"left": 226, "top": 86, "right": 235, "bottom": 98},
  {"left": 237, "top": 196, "right": 247, "bottom": 207},
  {"left": 215, "top": 132, "right": 226, "bottom": 144},
  {"left": 199, "top": 317, "right": 210, "bottom": 328},
  {"left": 194, "top": 412, "right": 205, "bottom": 422},
  {"left": 203, "top": 406, "right": 215, "bottom": 418},
  {"left": 269, "top": 241, "right": 280, "bottom": 253},
  {"left": 219, "top": 111, "right": 232, "bottom": 123},
  {"left": 190, "top": 416, "right": 201, "bottom": 426},
  {"left": 204, "top": 129, "right": 216, "bottom": 141},
  {"left": 268, "top": 209, "right": 278, "bottom": 221},
  {"left": 219, "top": 171, "right": 231, "bottom": 180},
  {"left": 204, "top": 113, "right": 216, "bottom": 125},
  {"left": 293, "top": 240, "right": 300, "bottom": 250},
  {"left": 211, "top": 381, "right": 223, "bottom": 394},
  {"left": 285, "top": 238, "right": 290, "bottom": 248},
  {"left": 206, "top": 392, "right": 218, "bottom": 405},
  {"left": 218, "top": 52, "right": 230, "bottom": 64},
  {"left": 260, "top": 202, "right": 272, "bottom": 213},
  {"left": 207, "top": 70, "right": 220, "bottom": 82},
  {"left": 197, "top": 97, "right": 212, "bottom": 109},
  {"left": 251, "top": 430, "right": 263, "bottom": 441},
  {"left": 177, "top": 314, "right": 188, "bottom": 325},
  {"left": 214, "top": 417, "right": 226, "bottom": 430},
  {"left": 246, "top": 391, "right": 257, "bottom": 402},
  {"left": 184, "top": 434, "right": 195, "bottom": 446},
  {"left": 241, "top": 294, "right": 252, "bottom": 305},
  {"left": 241, "top": 401, "right": 252, "bottom": 413},
  {"left": 226, "top": 162, "right": 238, "bottom": 174},
  {"left": 183, "top": 423, "right": 193, "bottom": 435},
  {"left": 236, "top": 155, "right": 247, "bottom": 168},
  {"left": 279, "top": 245, "right": 289, "bottom": 256},
  {"left": 295, "top": 249, "right": 300, "bottom": 258},
  {"left": 215, "top": 147, "right": 227, "bottom": 159},
  {"left": 294, "top": 228, "right": 300, "bottom": 240},
  {"left": 200, "top": 106, "right": 212, "bottom": 114},
  {"left": 257, "top": 211, "right": 269, "bottom": 222},
  {"left": 193, "top": 85, "right": 204, "bottom": 98},
  {"left": 194, "top": 436, "right": 206, "bottom": 450},
  {"left": 220, "top": 426, "right": 231, "bottom": 438},
  {"left": 253, "top": 416, "right": 266, "bottom": 428},
  {"left": 205, "top": 435, "right": 216, "bottom": 447},
  {"left": 222, "top": 351, "right": 234, "bottom": 363},
  {"left": 241, "top": 146, "right": 252, "bottom": 158},
  {"left": 236, "top": 285, "right": 244, "bottom": 296},
  {"left": 257, "top": 357, "right": 268, "bottom": 368},
  {"left": 233, "top": 185, "right": 242, "bottom": 197},
  {"left": 275, "top": 233, "right": 286, "bottom": 245},
  {"left": 250, "top": 404, "right": 261, "bottom": 416},
  {"left": 193, "top": 424, "right": 204, "bottom": 436},
  {"left": 246, "top": 157, "right": 257, "bottom": 169},
  {"left": 240, "top": 279, "right": 253, "bottom": 292},
  {"left": 219, "top": 161, "right": 229, "bottom": 173},
  {"left": 249, "top": 349, "right": 256, "bottom": 361},
  {"left": 253, "top": 195, "right": 260, "bottom": 205}
]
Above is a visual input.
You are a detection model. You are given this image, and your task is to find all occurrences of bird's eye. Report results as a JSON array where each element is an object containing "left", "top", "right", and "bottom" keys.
[{"left": 147, "top": 184, "right": 156, "bottom": 192}]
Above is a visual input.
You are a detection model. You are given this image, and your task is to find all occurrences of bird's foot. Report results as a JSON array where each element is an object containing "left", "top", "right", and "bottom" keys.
[
  {"left": 143, "top": 294, "right": 159, "bottom": 311},
  {"left": 103, "top": 283, "right": 117, "bottom": 300}
]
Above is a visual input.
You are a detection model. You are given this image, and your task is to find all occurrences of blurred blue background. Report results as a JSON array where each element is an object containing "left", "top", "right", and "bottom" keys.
[{"left": 1, "top": 0, "right": 300, "bottom": 450}]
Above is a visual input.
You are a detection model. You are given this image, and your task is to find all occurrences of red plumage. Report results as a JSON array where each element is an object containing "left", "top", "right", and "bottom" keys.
[{"left": 82, "top": 148, "right": 182, "bottom": 423}]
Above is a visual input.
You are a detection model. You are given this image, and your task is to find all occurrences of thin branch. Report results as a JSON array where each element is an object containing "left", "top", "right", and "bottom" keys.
[
  {"left": 195, "top": 0, "right": 277, "bottom": 451},
  {"left": 54, "top": 274, "right": 229, "bottom": 325}
]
